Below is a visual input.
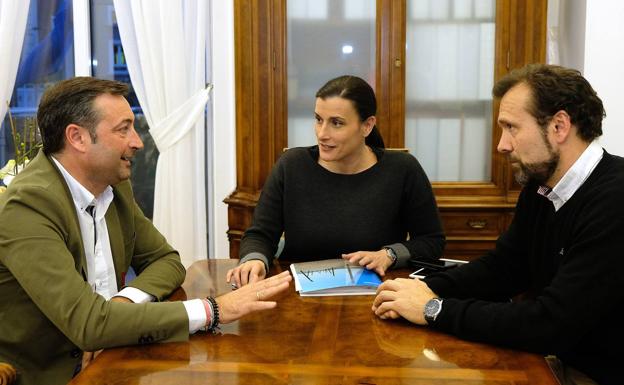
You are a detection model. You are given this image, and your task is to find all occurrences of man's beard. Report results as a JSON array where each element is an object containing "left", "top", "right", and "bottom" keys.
[{"left": 511, "top": 150, "right": 559, "bottom": 186}]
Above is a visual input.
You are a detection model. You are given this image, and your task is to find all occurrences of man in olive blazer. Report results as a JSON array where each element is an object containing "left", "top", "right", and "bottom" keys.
[
  {"left": 0, "top": 77, "right": 292, "bottom": 385},
  {"left": 0, "top": 150, "right": 189, "bottom": 385}
]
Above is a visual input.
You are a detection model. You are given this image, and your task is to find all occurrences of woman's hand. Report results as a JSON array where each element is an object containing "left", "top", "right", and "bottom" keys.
[
  {"left": 226, "top": 260, "right": 267, "bottom": 288},
  {"left": 216, "top": 270, "right": 292, "bottom": 324},
  {"left": 342, "top": 249, "right": 394, "bottom": 276}
]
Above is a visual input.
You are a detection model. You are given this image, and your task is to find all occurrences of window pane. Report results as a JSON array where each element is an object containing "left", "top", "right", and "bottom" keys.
[
  {"left": 405, "top": 0, "right": 495, "bottom": 182},
  {"left": 90, "top": 0, "right": 157, "bottom": 218},
  {"left": 287, "top": 0, "right": 376, "bottom": 148},
  {"left": 1, "top": 0, "right": 74, "bottom": 172}
]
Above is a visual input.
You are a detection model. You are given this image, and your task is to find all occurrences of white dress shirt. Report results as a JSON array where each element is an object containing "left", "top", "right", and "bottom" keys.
[
  {"left": 538, "top": 141, "right": 604, "bottom": 211},
  {"left": 52, "top": 157, "right": 206, "bottom": 332}
]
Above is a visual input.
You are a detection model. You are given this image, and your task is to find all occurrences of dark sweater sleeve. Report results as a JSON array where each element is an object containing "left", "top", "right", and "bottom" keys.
[
  {"left": 425, "top": 188, "right": 624, "bottom": 354},
  {"left": 238, "top": 156, "right": 285, "bottom": 269},
  {"left": 391, "top": 155, "right": 445, "bottom": 265},
  {"left": 425, "top": 188, "right": 531, "bottom": 301}
]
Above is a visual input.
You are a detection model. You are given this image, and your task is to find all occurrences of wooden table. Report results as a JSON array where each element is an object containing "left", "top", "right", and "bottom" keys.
[{"left": 70, "top": 259, "right": 559, "bottom": 384}]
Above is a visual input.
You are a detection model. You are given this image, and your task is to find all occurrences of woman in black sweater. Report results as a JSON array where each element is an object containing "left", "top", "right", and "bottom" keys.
[{"left": 227, "top": 75, "right": 445, "bottom": 287}]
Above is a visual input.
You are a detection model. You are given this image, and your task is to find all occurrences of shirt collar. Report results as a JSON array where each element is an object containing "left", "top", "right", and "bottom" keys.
[
  {"left": 537, "top": 141, "right": 603, "bottom": 211},
  {"left": 51, "top": 156, "right": 114, "bottom": 217}
]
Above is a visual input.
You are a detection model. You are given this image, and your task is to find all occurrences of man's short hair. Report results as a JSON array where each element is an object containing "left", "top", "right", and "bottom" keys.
[
  {"left": 492, "top": 64, "right": 605, "bottom": 142},
  {"left": 37, "top": 77, "right": 129, "bottom": 154}
]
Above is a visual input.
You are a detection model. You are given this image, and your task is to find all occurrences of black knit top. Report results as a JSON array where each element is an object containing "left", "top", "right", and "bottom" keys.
[{"left": 240, "top": 146, "right": 445, "bottom": 269}]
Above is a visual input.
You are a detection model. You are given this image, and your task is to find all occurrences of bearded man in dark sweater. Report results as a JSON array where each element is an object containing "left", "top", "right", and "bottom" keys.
[{"left": 373, "top": 64, "right": 623, "bottom": 385}]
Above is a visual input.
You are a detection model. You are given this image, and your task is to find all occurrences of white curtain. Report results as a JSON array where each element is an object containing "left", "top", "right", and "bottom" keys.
[
  {"left": 0, "top": 0, "right": 30, "bottom": 123},
  {"left": 113, "top": 0, "right": 210, "bottom": 267},
  {"left": 547, "top": 0, "right": 561, "bottom": 64}
]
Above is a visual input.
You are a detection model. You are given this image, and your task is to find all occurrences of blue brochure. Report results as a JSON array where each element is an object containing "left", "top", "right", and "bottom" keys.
[{"left": 290, "top": 259, "right": 382, "bottom": 296}]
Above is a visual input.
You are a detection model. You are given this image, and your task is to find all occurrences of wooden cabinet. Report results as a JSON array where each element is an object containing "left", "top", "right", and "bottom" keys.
[
  {"left": 225, "top": 0, "right": 547, "bottom": 259},
  {"left": 439, "top": 206, "right": 515, "bottom": 260}
]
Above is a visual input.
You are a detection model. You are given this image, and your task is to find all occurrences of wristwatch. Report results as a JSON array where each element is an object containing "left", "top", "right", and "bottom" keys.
[
  {"left": 423, "top": 298, "right": 443, "bottom": 324},
  {"left": 384, "top": 247, "right": 398, "bottom": 267}
]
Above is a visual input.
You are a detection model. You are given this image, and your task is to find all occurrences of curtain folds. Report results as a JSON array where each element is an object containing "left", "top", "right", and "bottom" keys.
[
  {"left": 0, "top": 0, "right": 30, "bottom": 124},
  {"left": 547, "top": 0, "right": 561, "bottom": 64},
  {"left": 113, "top": 0, "right": 209, "bottom": 267}
]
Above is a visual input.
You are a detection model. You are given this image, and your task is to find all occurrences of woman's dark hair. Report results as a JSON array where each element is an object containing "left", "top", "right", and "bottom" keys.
[
  {"left": 493, "top": 64, "right": 605, "bottom": 142},
  {"left": 315, "top": 75, "right": 385, "bottom": 148}
]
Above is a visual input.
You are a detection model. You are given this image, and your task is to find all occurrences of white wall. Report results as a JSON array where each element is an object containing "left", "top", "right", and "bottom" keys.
[
  {"left": 583, "top": 1, "right": 624, "bottom": 156},
  {"left": 211, "top": 0, "right": 236, "bottom": 258}
]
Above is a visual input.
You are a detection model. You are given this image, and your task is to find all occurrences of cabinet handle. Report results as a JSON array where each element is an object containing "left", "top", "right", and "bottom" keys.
[{"left": 467, "top": 219, "right": 487, "bottom": 229}]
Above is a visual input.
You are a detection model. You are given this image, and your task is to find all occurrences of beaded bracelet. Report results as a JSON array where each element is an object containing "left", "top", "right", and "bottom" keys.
[{"left": 206, "top": 296, "right": 220, "bottom": 333}]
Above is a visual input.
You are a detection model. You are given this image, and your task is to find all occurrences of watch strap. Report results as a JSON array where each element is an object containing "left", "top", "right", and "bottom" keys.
[
  {"left": 384, "top": 247, "right": 398, "bottom": 267},
  {"left": 424, "top": 297, "right": 443, "bottom": 324}
]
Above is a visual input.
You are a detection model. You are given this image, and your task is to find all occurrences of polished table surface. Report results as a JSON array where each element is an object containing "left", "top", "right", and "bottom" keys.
[{"left": 70, "top": 259, "right": 559, "bottom": 385}]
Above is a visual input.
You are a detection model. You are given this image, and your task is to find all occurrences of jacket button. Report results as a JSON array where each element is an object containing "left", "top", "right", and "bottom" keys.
[{"left": 70, "top": 348, "right": 81, "bottom": 358}]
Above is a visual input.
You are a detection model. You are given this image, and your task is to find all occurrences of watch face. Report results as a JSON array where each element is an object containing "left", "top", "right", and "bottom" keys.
[{"left": 424, "top": 298, "right": 441, "bottom": 322}]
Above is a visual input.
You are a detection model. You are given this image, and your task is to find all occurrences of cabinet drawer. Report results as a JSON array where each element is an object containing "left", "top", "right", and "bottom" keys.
[{"left": 440, "top": 212, "right": 504, "bottom": 238}]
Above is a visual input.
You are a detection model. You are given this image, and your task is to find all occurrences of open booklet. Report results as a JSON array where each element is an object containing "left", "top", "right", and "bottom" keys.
[{"left": 290, "top": 259, "right": 382, "bottom": 297}]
